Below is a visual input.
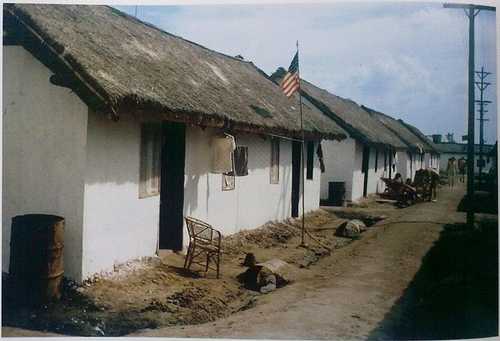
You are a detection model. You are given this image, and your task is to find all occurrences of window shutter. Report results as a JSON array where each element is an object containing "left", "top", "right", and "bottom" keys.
[
  {"left": 270, "top": 138, "right": 280, "bottom": 184},
  {"left": 139, "top": 123, "right": 162, "bottom": 198}
]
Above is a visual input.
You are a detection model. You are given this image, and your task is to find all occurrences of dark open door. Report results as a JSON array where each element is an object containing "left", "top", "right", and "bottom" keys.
[
  {"left": 159, "top": 122, "right": 186, "bottom": 251},
  {"left": 291, "top": 141, "right": 302, "bottom": 217},
  {"left": 389, "top": 149, "right": 393, "bottom": 178},
  {"left": 362, "top": 145, "right": 370, "bottom": 197}
]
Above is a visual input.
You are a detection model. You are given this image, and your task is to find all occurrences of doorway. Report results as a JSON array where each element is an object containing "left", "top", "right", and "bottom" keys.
[
  {"left": 362, "top": 145, "right": 370, "bottom": 197},
  {"left": 159, "top": 121, "right": 186, "bottom": 251},
  {"left": 291, "top": 140, "right": 302, "bottom": 218}
]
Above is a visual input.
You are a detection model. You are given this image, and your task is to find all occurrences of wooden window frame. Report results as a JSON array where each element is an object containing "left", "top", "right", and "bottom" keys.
[
  {"left": 270, "top": 138, "right": 280, "bottom": 184},
  {"left": 222, "top": 147, "right": 236, "bottom": 191},
  {"left": 139, "top": 122, "right": 162, "bottom": 198},
  {"left": 222, "top": 172, "right": 235, "bottom": 191}
]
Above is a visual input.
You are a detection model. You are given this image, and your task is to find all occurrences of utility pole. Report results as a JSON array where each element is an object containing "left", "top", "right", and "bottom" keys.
[
  {"left": 475, "top": 66, "right": 491, "bottom": 181},
  {"left": 443, "top": 3, "right": 496, "bottom": 227}
]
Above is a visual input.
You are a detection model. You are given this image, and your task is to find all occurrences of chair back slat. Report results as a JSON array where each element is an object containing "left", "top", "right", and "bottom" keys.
[{"left": 185, "top": 217, "right": 214, "bottom": 243}]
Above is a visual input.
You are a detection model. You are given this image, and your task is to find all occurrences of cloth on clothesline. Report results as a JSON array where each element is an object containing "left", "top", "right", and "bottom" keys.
[{"left": 234, "top": 146, "right": 248, "bottom": 176}]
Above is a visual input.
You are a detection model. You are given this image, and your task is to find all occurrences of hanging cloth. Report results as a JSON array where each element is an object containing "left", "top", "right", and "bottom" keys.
[
  {"left": 211, "top": 135, "right": 236, "bottom": 173},
  {"left": 234, "top": 146, "right": 249, "bottom": 176},
  {"left": 316, "top": 142, "right": 326, "bottom": 173}
]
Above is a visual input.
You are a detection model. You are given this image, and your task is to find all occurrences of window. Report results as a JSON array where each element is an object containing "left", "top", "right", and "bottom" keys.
[
  {"left": 270, "top": 138, "right": 280, "bottom": 184},
  {"left": 384, "top": 150, "right": 387, "bottom": 171},
  {"left": 375, "top": 149, "right": 379, "bottom": 172},
  {"left": 306, "top": 141, "right": 314, "bottom": 180},
  {"left": 222, "top": 172, "right": 235, "bottom": 191},
  {"left": 222, "top": 145, "right": 249, "bottom": 191},
  {"left": 139, "top": 123, "right": 162, "bottom": 198}
]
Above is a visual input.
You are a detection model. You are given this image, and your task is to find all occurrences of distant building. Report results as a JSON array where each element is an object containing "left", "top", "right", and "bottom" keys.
[
  {"left": 271, "top": 69, "right": 438, "bottom": 203},
  {"left": 434, "top": 142, "right": 494, "bottom": 174}
]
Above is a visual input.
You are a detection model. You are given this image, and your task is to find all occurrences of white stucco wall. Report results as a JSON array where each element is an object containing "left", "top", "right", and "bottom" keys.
[
  {"left": 319, "top": 138, "right": 356, "bottom": 202},
  {"left": 396, "top": 151, "right": 412, "bottom": 182},
  {"left": 366, "top": 147, "right": 390, "bottom": 195},
  {"left": 424, "top": 153, "right": 434, "bottom": 169},
  {"left": 2, "top": 46, "right": 88, "bottom": 280},
  {"left": 302, "top": 141, "right": 322, "bottom": 214},
  {"left": 351, "top": 141, "right": 365, "bottom": 202},
  {"left": 81, "top": 111, "right": 160, "bottom": 279},
  {"left": 183, "top": 128, "right": 321, "bottom": 240},
  {"left": 319, "top": 137, "right": 377, "bottom": 203}
]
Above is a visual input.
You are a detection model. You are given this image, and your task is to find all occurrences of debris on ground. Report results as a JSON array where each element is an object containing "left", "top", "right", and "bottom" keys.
[
  {"left": 237, "top": 254, "right": 290, "bottom": 294},
  {"left": 3, "top": 203, "right": 390, "bottom": 336},
  {"left": 336, "top": 219, "right": 367, "bottom": 239}
]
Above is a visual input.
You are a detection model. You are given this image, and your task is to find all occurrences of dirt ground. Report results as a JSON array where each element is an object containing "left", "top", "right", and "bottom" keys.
[
  {"left": 2, "top": 198, "right": 389, "bottom": 337},
  {"left": 129, "top": 183, "right": 498, "bottom": 339},
  {"left": 3, "top": 183, "right": 497, "bottom": 339}
]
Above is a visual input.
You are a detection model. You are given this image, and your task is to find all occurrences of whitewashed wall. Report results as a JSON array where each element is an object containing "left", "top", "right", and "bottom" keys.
[
  {"left": 396, "top": 151, "right": 411, "bottom": 182},
  {"left": 183, "top": 127, "right": 321, "bottom": 241},
  {"left": 319, "top": 138, "right": 356, "bottom": 201},
  {"left": 320, "top": 138, "right": 389, "bottom": 203},
  {"left": 2, "top": 46, "right": 88, "bottom": 280},
  {"left": 81, "top": 111, "right": 160, "bottom": 279},
  {"left": 424, "top": 153, "right": 433, "bottom": 169},
  {"left": 366, "top": 147, "right": 390, "bottom": 195},
  {"left": 302, "top": 141, "right": 322, "bottom": 213},
  {"left": 351, "top": 140, "right": 365, "bottom": 202}
]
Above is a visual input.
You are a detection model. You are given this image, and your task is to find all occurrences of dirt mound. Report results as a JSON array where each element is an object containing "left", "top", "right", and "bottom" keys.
[{"left": 3, "top": 207, "right": 390, "bottom": 336}]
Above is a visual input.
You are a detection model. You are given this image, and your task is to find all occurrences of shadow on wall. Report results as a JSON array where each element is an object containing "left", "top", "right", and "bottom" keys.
[
  {"left": 272, "top": 160, "right": 292, "bottom": 220},
  {"left": 367, "top": 218, "right": 499, "bottom": 340}
]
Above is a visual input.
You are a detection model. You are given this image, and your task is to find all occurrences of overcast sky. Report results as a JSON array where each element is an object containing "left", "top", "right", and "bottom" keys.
[{"left": 117, "top": 2, "right": 497, "bottom": 144}]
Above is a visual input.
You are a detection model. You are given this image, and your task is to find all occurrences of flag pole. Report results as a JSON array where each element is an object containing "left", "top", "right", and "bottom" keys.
[{"left": 297, "top": 40, "right": 306, "bottom": 247}]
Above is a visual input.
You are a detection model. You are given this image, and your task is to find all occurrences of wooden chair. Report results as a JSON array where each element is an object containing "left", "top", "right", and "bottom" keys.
[{"left": 184, "top": 217, "right": 222, "bottom": 279}]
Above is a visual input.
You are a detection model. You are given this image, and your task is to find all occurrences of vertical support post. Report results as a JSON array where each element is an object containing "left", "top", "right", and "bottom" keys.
[
  {"left": 443, "top": 3, "right": 495, "bottom": 227},
  {"left": 299, "top": 95, "right": 306, "bottom": 246},
  {"left": 466, "top": 7, "right": 475, "bottom": 226},
  {"left": 297, "top": 41, "right": 306, "bottom": 247}
]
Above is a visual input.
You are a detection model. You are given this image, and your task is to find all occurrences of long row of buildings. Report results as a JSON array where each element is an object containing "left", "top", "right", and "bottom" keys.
[{"left": 3, "top": 4, "right": 439, "bottom": 281}]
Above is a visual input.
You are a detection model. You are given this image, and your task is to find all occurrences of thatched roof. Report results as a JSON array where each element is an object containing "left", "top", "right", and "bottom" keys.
[
  {"left": 270, "top": 68, "right": 407, "bottom": 150},
  {"left": 3, "top": 4, "right": 346, "bottom": 140},
  {"left": 361, "top": 105, "right": 435, "bottom": 154},
  {"left": 397, "top": 120, "right": 440, "bottom": 154}
]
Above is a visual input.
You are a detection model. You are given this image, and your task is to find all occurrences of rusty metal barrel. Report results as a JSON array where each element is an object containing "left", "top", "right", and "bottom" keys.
[{"left": 9, "top": 214, "right": 64, "bottom": 304}]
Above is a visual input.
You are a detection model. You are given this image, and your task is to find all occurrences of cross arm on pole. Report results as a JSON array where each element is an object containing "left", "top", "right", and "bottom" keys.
[{"left": 443, "top": 3, "right": 496, "bottom": 12}]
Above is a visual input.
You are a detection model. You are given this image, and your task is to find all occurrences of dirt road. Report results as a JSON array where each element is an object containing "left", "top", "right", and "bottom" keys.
[
  {"left": 132, "top": 184, "right": 494, "bottom": 339},
  {"left": 4, "top": 184, "right": 496, "bottom": 338}
]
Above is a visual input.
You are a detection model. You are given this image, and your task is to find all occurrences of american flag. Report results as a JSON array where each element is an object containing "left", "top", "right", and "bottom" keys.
[{"left": 280, "top": 52, "right": 300, "bottom": 97}]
